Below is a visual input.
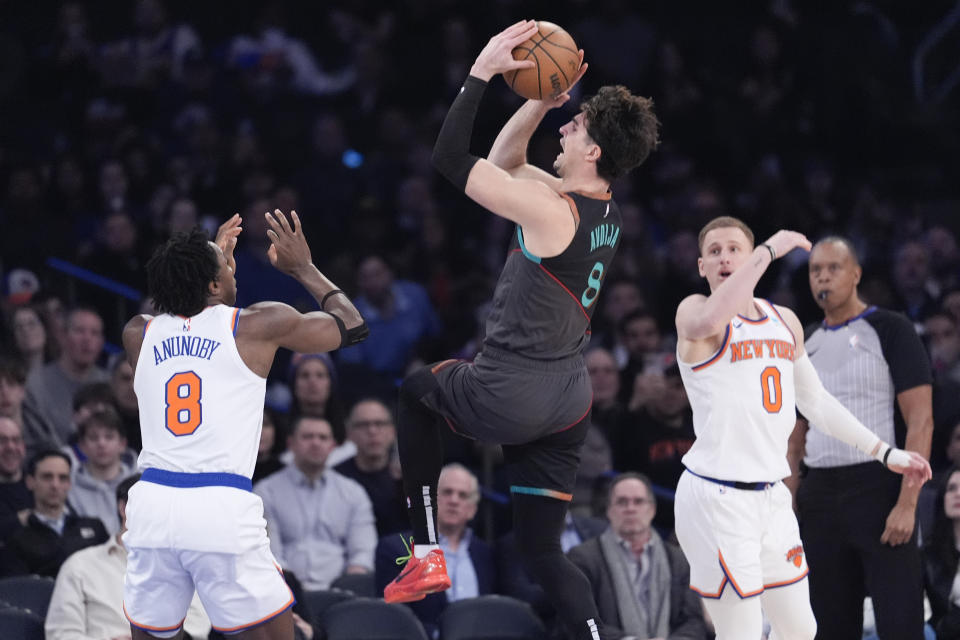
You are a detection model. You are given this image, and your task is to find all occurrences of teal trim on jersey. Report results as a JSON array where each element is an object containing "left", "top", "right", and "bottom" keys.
[
  {"left": 510, "top": 485, "right": 573, "bottom": 501},
  {"left": 516, "top": 227, "right": 541, "bottom": 264}
]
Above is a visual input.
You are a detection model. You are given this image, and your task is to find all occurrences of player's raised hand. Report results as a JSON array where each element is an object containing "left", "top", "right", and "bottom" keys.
[
  {"left": 761, "top": 230, "right": 812, "bottom": 261},
  {"left": 470, "top": 20, "right": 539, "bottom": 81},
  {"left": 886, "top": 449, "right": 932, "bottom": 488},
  {"left": 266, "top": 209, "right": 313, "bottom": 276},
  {"left": 541, "top": 50, "right": 587, "bottom": 109},
  {"left": 214, "top": 213, "right": 242, "bottom": 274}
]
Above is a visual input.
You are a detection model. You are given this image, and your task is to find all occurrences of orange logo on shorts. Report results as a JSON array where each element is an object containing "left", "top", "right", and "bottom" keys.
[{"left": 786, "top": 545, "right": 804, "bottom": 568}]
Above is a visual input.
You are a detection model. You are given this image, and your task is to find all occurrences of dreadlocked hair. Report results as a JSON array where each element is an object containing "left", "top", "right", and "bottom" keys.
[
  {"left": 146, "top": 227, "right": 218, "bottom": 317},
  {"left": 581, "top": 86, "right": 661, "bottom": 183}
]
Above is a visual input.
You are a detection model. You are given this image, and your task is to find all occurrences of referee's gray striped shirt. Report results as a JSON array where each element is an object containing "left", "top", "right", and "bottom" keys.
[{"left": 803, "top": 307, "right": 931, "bottom": 468}]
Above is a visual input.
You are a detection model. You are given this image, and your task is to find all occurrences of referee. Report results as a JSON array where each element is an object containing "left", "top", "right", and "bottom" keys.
[{"left": 789, "top": 237, "right": 933, "bottom": 639}]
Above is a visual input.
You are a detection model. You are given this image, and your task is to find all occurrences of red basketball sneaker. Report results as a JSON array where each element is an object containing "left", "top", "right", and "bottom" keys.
[{"left": 384, "top": 546, "right": 452, "bottom": 604}]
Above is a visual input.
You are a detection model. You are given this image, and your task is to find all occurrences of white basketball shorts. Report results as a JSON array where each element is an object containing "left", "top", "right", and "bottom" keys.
[
  {"left": 674, "top": 470, "right": 808, "bottom": 599},
  {"left": 122, "top": 469, "right": 293, "bottom": 634}
]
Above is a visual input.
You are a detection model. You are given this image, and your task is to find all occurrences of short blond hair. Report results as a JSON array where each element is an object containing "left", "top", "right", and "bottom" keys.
[{"left": 697, "top": 216, "right": 755, "bottom": 255}]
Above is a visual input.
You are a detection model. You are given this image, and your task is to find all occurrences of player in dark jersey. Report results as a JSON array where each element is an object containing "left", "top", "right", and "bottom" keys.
[{"left": 383, "top": 21, "right": 660, "bottom": 640}]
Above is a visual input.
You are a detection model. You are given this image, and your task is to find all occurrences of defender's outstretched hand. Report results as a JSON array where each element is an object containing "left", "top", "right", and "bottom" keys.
[
  {"left": 266, "top": 209, "right": 312, "bottom": 276},
  {"left": 886, "top": 449, "right": 933, "bottom": 488},
  {"left": 470, "top": 20, "right": 540, "bottom": 82},
  {"left": 215, "top": 213, "right": 242, "bottom": 274}
]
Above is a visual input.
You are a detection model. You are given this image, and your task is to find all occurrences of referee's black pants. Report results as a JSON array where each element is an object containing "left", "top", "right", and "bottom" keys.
[{"left": 797, "top": 461, "right": 924, "bottom": 640}]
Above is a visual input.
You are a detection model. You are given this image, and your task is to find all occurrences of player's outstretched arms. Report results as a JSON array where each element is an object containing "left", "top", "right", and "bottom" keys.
[
  {"left": 784, "top": 306, "right": 932, "bottom": 487},
  {"left": 252, "top": 209, "right": 368, "bottom": 354}
]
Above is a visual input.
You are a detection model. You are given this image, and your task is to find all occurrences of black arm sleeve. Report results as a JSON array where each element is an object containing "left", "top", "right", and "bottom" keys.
[{"left": 431, "top": 75, "right": 487, "bottom": 191}]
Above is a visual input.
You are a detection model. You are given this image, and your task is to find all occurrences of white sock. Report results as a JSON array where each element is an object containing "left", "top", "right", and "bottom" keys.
[{"left": 414, "top": 544, "right": 440, "bottom": 559}]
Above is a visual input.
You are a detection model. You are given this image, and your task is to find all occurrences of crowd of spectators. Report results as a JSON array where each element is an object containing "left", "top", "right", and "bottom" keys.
[{"left": 1, "top": 0, "right": 960, "bottom": 638}]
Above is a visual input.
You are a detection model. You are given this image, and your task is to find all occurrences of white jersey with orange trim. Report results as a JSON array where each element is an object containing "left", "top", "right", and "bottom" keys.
[
  {"left": 134, "top": 304, "right": 265, "bottom": 477},
  {"left": 678, "top": 298, "right": 797, "bottom": 482}
]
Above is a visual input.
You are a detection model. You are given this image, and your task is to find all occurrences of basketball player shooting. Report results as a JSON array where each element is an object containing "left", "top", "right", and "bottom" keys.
[
  {"left": 120, "top": 211, "right": 368, "bottom": 640},
  {"left": 382, "top": 20, "right": 659, "bottom": 640},
  {"left": 673, "top": 216, "right": 931, "bottom": 639}
]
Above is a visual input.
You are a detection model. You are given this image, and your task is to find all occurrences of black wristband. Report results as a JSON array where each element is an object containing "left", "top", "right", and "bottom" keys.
[
  {"left": 320, "top": 289, "right": 344, "bottom": 310},
  {"left": 882, "top": 446, "right": 892, "bottom": 468},
  {"left": 431, "top": 76, "right": 486, "bottom": 191},
  {"left": 760, "top": 243, "right": 777, "bottom": 261}
]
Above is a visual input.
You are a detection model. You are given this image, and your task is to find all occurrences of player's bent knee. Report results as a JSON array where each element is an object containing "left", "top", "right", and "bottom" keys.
[{"left": 399, "top": 366, "right": 439, "bottom": 402}]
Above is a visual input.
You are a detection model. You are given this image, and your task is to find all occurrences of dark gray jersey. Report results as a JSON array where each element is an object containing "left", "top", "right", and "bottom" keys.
[{"left": 483, "top": 191, "right": 621, "bottom": 360}]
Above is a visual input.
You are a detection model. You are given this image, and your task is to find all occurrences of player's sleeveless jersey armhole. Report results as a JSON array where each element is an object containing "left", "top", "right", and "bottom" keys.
[
  {"left": 761, "top": 299, "right": 796, "bottom": 348},
  {"left": 683, "top": 324, "right": 732, "bottom": 371},
  {"left": 558, "top": 192, "right": 580, "bottom": 228}
]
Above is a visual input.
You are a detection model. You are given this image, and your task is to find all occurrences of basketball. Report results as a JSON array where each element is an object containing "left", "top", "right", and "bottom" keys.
[{"left": 504, "top": 21, "right": 581, "bottom": 101}]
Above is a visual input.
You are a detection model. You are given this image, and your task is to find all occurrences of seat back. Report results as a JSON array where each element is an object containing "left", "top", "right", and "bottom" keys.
[
  {"left": 0, "top": 575, "right": 56, "bottom": 619},
  {"left": 329, "top": 572, "right": 376, "bottom": 597},
  {"left": 303, "top": 588, "right": 356, "bottom": 630},
  {"left": 439, "top": 595, "right": 546, "bottom": 640},
  {"left": 0, "top": 607, "right": 44, "bottom": 640},
  {"left": 324, "top": 597, "right": 429, "bottom": 640}
]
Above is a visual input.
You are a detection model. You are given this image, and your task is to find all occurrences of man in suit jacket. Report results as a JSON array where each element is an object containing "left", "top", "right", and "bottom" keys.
[
  {"left": 568, "top": 472, "right": 707, "bottom": 640},
  {"left": 376, "top": 464, "right": 496, "bottom": 636}
]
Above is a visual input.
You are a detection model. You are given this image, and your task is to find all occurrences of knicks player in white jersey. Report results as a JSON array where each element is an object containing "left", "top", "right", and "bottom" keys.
[
  {"left": 673, "top": 216, "right": 931, "bottom": 640},
  {"left": 120, "top": 210, "right": 368, "bottom": 640}
]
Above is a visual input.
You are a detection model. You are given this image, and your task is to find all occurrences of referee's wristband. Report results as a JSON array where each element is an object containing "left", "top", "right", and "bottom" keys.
[{"left": 760, "top": 243, "right": 777, "bottom": 262}]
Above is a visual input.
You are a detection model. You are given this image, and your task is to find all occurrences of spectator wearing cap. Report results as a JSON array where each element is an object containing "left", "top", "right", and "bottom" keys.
[
  {"left": 0, "top": 449, "right": 108, "bottom": 577},
  {"left": 67, "top": 407, "right": 134, "bottom": 534},
  {"left": 288, "top": 351, "right": 351, "bottom": 467},
  {"left": 23, "top": 306, "right": 108, "bottom": 456}
]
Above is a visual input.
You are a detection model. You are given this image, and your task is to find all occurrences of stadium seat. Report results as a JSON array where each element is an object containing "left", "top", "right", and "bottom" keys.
[
  {"left": 323, "top": 597, "right": 429, "bottom": 640},
  {"left": 303, "top": 588, "right": 355, "bottom": 630},
  {"left": 0, "top": 575, "right": 56, "bottom": 618},
  {"left": 330, "top": 571, "right": 376, "bottom": 597},
  {"left": 439, "top": 595, "right": 547, "bottom": 640},
  {"left": 0, "top": 607, "right": 44, "bottom": 640}
]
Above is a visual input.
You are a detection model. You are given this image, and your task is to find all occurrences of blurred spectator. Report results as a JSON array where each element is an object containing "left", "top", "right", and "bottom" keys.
[
  {"left": 253, "top": 406, "right": 286, "bottom": 483},
  {"left": 617, "top": 364, "right": 694, "bottom": 485},
  {"left": 254, "top": 415, "right": 375, "bottom": 590},
  {"left": 592, "top": 278, "right": 645, "bottom": 360},
  {"left": 289, "top": 352, "right": 347, "bottom": 453},
  {"left": 616, "top": 309, "right": 671, "bottom": 405},
  {"left": 109, "top": 358, "right": 141, "bottom": 451},
  {"left": 923, "top": 467, "right": 960, "bottom": 639},
  {"left": 227, "top": 3, "right": 353, "bottom": 97},
  {"left": 23, "top": 306, "right": 108, "bottom": 457},
  {"left": 338, "top": 255, "right": 441, "bottom": 382},
  {"left": 335, "top": 398, "right": 407, "bottom": 537},
  {"left": 0, "top": 450, "right": 107, "bottom": 577},
  {"left": 0, "top": 357, "right": 27, "bottom": 433},
  {"left": 573, "top": 0, "right": 657, "bottom": 91},
  {"left": 67, "top": 408, "right": 134, "bottom": 535},
  {"left": 580, "top": 349, "right": 617, "bottom": 517},
  {"left": 46, "top": 473, "right": 212, "bottom": 640},
  {"left": 9, "top": 304, "right": 56, "bottom": 375},
  {"left": 375, "top": 464, "right": 496, "bottom": 637},
  {"left": 568, "top": 473, "right": 707, "bottom": 640},
  {"left": 0, "top": 417, "right": 31, "bottom": 541},
  {"left": 98, "top": 0, "right": 202, "bottom": 88},
  {"left": 892, "top": 241, "right": 940, "bottom": 324},
  {"left": 926, "top": 312, "right": 960, "bottom": 384}
]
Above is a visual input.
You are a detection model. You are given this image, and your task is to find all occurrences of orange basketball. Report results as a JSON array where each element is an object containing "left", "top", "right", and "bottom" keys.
[{"left": 504, "top": 21, "right": 580, "bottom": 101}]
